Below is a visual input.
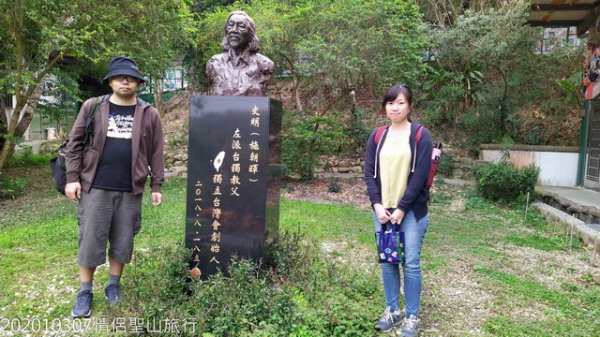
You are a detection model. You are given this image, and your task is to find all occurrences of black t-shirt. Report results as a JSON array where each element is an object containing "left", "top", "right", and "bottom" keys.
[{"left": 92, "top": 103, "right": 135, "bottom": 192}]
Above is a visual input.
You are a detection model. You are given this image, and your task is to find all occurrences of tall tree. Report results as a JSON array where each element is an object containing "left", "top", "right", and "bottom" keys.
[
  {"left": 101, "top": 0, "right": 196, "bottom": 115},
  {"left": 423, "top": 0, "right": 583, "bottom": 146},
  {"left": 0, "top": 0, "right": 195, "bottom": 169},
  {"left": 415, "top": 0, "right": 505, "bottom": 27}
]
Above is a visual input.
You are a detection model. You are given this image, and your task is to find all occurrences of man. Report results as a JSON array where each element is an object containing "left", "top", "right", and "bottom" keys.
[
  {"left": 64, "top": 56, "right": 164, "bottom": 318},
  {"left": 206, "top": 10, "right": 274, "bottom": 96}
]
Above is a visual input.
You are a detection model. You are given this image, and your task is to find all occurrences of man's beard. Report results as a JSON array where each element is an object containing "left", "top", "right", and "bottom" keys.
[{"left": 228, "top": 34, "right": 247, "bottom": 50}]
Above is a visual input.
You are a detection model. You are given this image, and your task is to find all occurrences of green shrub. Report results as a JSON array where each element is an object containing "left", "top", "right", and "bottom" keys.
[
  {"left": 437, "top": 153, "right": 455, "bottom": 177},
  {"left": 6, "top": 147, "right": 51, "bottom": 166},
  {"left": 122, "top": 232, "right": 379, "bottom": 336},
  {"left": 282, "top": 114, "right": 344, "bottom": 180},
  {"left": 474, "top": 161, "right": 539, "bottom": 203},
  {"left": 0, "top": 177, "right": 26, "bottom": 199},
  {"left": 327, "top": 176, "right": 341, "bottom": 193},
  {"left": 342, "top": 107, "right": 371, "bottom": 155},
  {"left": 264, "top": 230, "right": 308, "bottom": 277}
]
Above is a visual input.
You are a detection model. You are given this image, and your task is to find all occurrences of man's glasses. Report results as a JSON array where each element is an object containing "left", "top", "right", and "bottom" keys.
[{"left": 111, "top": 75, "right": 138, "bottom": 82}]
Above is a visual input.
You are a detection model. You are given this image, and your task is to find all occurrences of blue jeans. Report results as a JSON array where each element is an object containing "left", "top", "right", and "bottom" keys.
[{"left": 373, "top": 209, "right": 429, "bottom": 316}]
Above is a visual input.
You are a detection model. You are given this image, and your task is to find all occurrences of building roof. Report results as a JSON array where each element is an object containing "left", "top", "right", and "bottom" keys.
[{"left": 527, "top": 0, "right": 599, "bottom": 35}]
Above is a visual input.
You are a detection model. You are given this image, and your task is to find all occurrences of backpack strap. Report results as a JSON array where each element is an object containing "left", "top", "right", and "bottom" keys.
[
  {"left": 83, "top": 96, "right": 103, "bottom": 146},
  {"left": 376, "top": 124, "right": 424, "bottom": 145},
  {"left": 374, "top": 125, "right": 390, "bottom": 145},
  {"left": 415, "top": 125, "right": 424, "bottom": 145}
]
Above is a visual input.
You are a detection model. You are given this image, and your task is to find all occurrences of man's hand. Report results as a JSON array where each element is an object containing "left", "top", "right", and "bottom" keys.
[
  {"left": 65, "top": 182, "right": 81, "bottom": 201},
  {"left": 151, "top": 192, "right": 163, "bottom": 206}
]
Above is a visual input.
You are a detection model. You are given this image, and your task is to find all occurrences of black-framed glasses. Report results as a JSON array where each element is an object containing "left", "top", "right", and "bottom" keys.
[{"left": 111, "top": 75, "right": 137, "bottom": 82}]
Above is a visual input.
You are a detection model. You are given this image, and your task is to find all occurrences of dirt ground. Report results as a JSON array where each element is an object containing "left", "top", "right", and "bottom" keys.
[{"left": 282, "top": 177, "right": 371, "bottom": 208}]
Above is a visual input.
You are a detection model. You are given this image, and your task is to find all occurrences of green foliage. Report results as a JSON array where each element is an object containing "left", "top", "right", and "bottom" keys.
[
  {"left": 342, "top": 107, "right": 371, "bottom": 155},
  {"left": 37, "top": 69, "right": 81, "bottom": 128},
  {"left": 105, "top": 1, "right": 197, "bottom": 83},
  {"left": 474, "top": 161, "right": 539, "bottom": 203},
  {"left": 282, "top": 113, "right": 344, "bottom": 180},
  {"left": 422, "top": 0, "right": 583, "bottom": 149},
  {"left": 462, "top": 188, "right": 494, "bottom": 209},
  {"left": 0, "top": 177, "right": 26, "bottom": 199},
  {"left": 436, "top": 153, "right": 455, "bottom": 177},
  {"left": 264, "top": 230, "right": 307, "bottom": 277},
  {"left": 327, "top": 176, "right": 341, "bottom": 193},
  {"left": 127, "top": 246, "right": 293, "bottom": 337},
  {"left": 416, "top": 0, "right": 507, "bottom": 27},
  {"left": 430, "top": 191, "right": 453, "bottom": 206},
  {"left": 122, "top": 231, "right": 380, "bottom": 337},
  {"left": 184, "top": 5, "right": 232, "bottom": 87},
  {"left": 6, "top": 147, "right": 50, "bottom": 167},
  {"left": 0, "top": 0, "right": 197, "bottom": 168},
  {"left": 476, "top": 267, "right": 579, "bottom": 314},
  {"left": 504, "top": 233, "right": 579, "bottom": 252}
]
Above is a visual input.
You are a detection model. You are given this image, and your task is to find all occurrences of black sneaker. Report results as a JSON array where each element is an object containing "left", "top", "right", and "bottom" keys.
[
  {"left": 104, "top": 284, "right": 122, "bottom": 306},
  {"left": 71, "top": 290, "right": 93, "bottom": 318},
  {"left": 375, "top": 307, "right": 402, "bottom": 332}
]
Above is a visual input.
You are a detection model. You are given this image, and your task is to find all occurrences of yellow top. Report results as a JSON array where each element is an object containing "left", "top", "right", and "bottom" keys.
[{"left": 379, "top": 130, "right": 411, "bottom": 208}]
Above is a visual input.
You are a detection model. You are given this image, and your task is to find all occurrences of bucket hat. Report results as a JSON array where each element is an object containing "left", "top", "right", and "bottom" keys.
[{"left": 103, "top": 56, "right": 145, "bottom": 83}]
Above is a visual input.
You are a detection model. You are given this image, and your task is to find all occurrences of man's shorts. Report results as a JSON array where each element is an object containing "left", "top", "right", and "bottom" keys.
[{"left": 77, "top": 188, "right": 143, "bottom": 267}]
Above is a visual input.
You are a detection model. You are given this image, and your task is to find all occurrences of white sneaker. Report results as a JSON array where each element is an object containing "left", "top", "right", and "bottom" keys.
[
  {"left": 399, "top": 314, "right": 419, "bottom": 337},
  {"left": 375, "top": 307, "right": 402, "bottom": 332}
]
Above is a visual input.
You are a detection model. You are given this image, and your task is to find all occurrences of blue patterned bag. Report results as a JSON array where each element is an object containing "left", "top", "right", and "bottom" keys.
[{"left": 375, "top": 223, "right": 404, "bottom": 264}]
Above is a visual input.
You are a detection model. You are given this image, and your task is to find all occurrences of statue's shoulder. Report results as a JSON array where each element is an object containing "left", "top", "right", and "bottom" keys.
[
  {"left": 254, "top": 53, "right": 273, "bottom": 63},
  {"left": 254, "top": 53, "right": 274, "bottom": 71},
  {"left": 208, "top": 53, "right": 227, "bottom": 65}
]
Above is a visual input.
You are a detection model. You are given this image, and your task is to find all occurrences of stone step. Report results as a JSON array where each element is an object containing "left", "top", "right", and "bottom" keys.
[{"left": 533, "top": 202, "right": 600, "bottom": 259}]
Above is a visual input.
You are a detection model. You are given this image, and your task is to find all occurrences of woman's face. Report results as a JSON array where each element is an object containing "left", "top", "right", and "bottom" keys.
[{"left": 385, "top": 93, "right": 411, "bottom": 123}]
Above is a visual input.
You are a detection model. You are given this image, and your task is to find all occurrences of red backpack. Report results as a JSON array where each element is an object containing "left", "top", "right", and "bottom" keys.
[{"left": 373, "top": 125, "right": 442, "bottom": 190}]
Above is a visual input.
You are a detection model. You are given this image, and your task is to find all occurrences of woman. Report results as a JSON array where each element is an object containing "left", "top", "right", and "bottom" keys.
[{"left": 364, "top": 84, "right": 432, "bottom": 336}]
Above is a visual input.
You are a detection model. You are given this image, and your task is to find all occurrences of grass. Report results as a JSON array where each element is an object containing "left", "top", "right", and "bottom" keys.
[
  {"left": 280, "top": 199, "right": 372, "bottom": 244},
  {"left": 0, "top": 176, "right": 599, "bottom": 336}
]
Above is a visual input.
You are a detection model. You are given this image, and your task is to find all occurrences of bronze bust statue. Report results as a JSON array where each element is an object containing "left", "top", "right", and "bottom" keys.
[{"left": 206, "top": 11, "right": 274, "bottom": 96}]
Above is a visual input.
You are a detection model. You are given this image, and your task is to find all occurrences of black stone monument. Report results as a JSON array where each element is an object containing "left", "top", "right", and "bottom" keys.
[{"left": 185, "top": 96, "right": 281, "bottom": 279}]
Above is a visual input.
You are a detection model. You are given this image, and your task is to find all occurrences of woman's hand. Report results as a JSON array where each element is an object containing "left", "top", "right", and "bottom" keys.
[
  {"left": 373, "top": 203, "right": 391, "bottom": 224},
  {"left": 390, "top": 209, "right": 405, "bottom": 225}
]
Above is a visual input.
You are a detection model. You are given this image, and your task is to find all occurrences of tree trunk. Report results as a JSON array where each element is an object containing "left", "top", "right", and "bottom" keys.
[
  {"left": 1, "top": 0, "right": 26, "bottom": 169},
  {"left": 153, "top": 80, "right": 165, "bottom": 118},
  {"left": 0, "top": 96, "right": 7, "bottom": 152},
  {"left": 276, "top": 51, "right": 302, "bottom": 111},
  {"left": 293, "top": 75, "right": 303, "bottom": 111},
  {"left": 0, "top": 98, "right": 25, "bottom": 169},
  {"left": 0, "top": 82, "right": 44, "bottom": 169},
  {"left": 16, "top": 83, "right": 43, "bottom": 135}
]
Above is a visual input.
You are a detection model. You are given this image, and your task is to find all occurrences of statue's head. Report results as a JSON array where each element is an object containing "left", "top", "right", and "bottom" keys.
[{"left": 221, "top": 11, "right": 260, "bottom": 53}]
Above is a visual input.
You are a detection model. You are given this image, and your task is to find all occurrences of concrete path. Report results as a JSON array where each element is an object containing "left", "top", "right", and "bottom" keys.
[{"left": 537, "top": 186, "right": 600, "bottom": 209}]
